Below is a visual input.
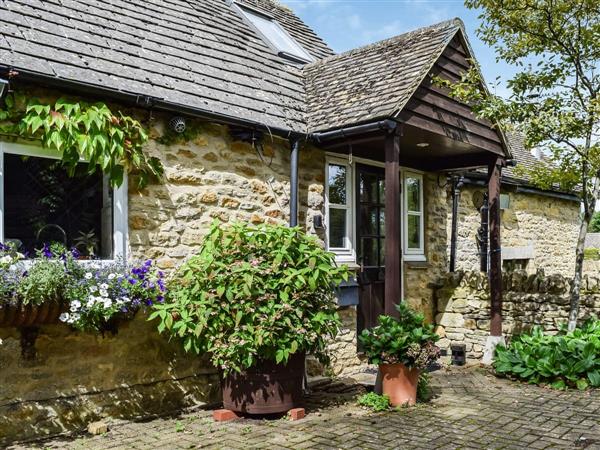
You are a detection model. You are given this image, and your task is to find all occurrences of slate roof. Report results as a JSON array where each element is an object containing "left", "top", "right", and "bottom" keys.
[
  {"left": 0, "top": 0, "right": 333, "bottom": 132},
  {"left": 502, "top": 132, "right": 541, "bottom": 183},
  {"left": 303, "top": 19, "right": 463, "bottom": 132}
]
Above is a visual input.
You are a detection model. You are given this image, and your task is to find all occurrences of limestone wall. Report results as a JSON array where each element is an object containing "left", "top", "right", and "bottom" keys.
[
  {"left": 450, "top": 186, "right": 580, "bottom": 276},
  {"left": 129, "top": 118, "right": 325, "bottom": 267},
  {"left": 434, "top": 270, "right": 600, "bottom": 362},
  {"left": 0, "top": 315, "right": 220, "bottom": 445},
  {"left": 404, "top": 174, "right": 449, "bottom": 323}
]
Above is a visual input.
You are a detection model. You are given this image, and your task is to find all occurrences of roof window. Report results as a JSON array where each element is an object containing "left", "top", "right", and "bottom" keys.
[{"left": 235, "top": 3, "right": 313, "bottom": 63}]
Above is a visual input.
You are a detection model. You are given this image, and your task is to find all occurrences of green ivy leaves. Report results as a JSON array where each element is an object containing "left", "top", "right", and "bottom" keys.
[{"left": 0, "top": 91, "right": 163, "bottom": 188}]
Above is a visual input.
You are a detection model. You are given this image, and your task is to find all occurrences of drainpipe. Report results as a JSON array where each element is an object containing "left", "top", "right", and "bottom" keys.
[
  {"left": 289, "top": 138, "right": 300, "bottom": 227},
  {"left": 478, "top": 193, "right": 489, "bottom": 273},
  {"left": 449, "top": 175, "right": 464, "bottom": 272}
]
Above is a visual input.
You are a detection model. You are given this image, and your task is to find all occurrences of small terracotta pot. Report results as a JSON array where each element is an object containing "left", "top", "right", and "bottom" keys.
[{"left": 379, "top": 363, "right": 420, "bottom": 406}]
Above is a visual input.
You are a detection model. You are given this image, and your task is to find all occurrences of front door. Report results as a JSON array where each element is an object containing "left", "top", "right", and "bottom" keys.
[{"left": 356, "top": 164, "right": 386, "bottom": 334}]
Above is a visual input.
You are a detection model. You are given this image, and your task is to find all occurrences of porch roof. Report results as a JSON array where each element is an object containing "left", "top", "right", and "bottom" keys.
[{"left": 304, "top": 19, "right": 462, "bottom": 133}]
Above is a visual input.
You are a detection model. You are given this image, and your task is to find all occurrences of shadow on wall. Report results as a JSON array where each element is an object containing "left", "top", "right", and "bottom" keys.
[{"left": 0, "top": 315, "right": 220, "bottom": 446}]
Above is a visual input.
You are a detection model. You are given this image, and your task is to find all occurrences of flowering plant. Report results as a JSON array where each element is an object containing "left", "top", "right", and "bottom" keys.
[
  {"left": 0, "top": 242, "right": 24, "bottom": 269},
  {"left": 151, "top": 222, "right": 348, "bottom": 374},
  {"left": 61, "top": 260, "right": 165, "bottom": 332},
  {"left": 359, "top": 303, "right": 440, "bottom": 369}
]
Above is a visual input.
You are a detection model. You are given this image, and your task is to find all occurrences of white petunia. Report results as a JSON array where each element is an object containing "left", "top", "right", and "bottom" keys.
[
  {"left": 59, "top": 312, "right": 70, "bottom": 322},
  {"left": 85, "top": 272, "right": 93, "bottom": 279},
  {"left": 89, "top": 285, "right": 98, "bottom": 293},
  {"left": 0, "top": 255, "right": 12, "bottom": 264},
  {"left": 100, "top": 289, "right": 108, "bottom": 298},
  {"left": 108, "top": 274, "right": 116, "bottom": 280},
  {"left": 70, "top": 300, "right": 81, "bottom": 312},
  {"left": 86, "top": 298, "right": 96, "bottom": 307},
  {"left": 103, "top": 299, "right": 112, "bottom": 308},
  {"left": 100, "top": 283, "right": 109, "bottom": 290}
]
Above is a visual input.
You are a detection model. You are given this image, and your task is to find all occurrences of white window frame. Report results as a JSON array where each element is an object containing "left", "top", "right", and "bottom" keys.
[
  {"left": 324, "top": 153, "right": 426, "bottom": 264},
  {"left": 0, "top": 142, "right": 128, "bottom": 260},
  {"left": 403, "top": 171, "right": 425, "bottom": 261},
  {"left": 325, "top": 156, "right": 355, "bottom": 264}
]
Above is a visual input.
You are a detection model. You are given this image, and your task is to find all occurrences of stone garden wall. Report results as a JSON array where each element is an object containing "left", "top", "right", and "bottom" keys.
[{"left": 434, "top": 270, "right": 600, "bottom": 362}]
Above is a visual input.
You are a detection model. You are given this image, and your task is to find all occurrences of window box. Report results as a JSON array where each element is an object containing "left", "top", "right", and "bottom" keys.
[{"left": 0, "top": 299, "right": 67, "bottom": 328}]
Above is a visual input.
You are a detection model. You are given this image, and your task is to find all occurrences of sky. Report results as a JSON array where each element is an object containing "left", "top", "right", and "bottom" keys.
[{"left": 282, "top": 0, "right": 517, "bottom": 98}]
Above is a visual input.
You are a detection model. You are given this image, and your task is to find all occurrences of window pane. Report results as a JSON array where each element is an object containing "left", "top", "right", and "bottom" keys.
[
  {"left": 328, "top": 208, "right": 346, "bottom": 248},
  {"left": 359, "top": 237, "right": 378, "bottom": 266},
  {"left": 359, "top": 206, "right": 378, "bottom": 236},
  {"left": 359, "top": 172, "right": 378, "bottom": 203},
  {"left": 406, "top": 176, "right": 421, "bottom": 212},
  {"left": 407, "top": 214, "right": 421, "bottom": 249},
  {"left": 240, "top": 6, "right": 312, "bottom": 61},
  {"left": 4, "top": 154, "right": 111, "bottom": 258},
  {"left": 328, "top": 164, "right": 347, "bottom": 205}
]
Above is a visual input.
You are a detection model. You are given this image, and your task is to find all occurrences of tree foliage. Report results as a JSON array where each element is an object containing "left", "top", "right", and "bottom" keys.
[
  {"left": 437, "top": 0, "right": 599, "bottom": 329},
  {"left": 0, "top": 91, "right": 163, "bottom": 188}
]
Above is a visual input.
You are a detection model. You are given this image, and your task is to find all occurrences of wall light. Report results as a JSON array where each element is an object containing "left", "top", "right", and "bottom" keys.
[{"left": 416, "top": 142, "right": 429, "bottom": 148}]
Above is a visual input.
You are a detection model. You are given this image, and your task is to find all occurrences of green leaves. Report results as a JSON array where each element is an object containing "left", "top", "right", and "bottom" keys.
[
  {"left": 494, "top": 319, "right": 600, "bottom": 390},
  {"left": 359, "top": 303, "right": 440, "bottom": 369},
  {"left": 151, "top": 221, "right": 348, "bottom": 375},
  {"left": 0, "top": 92, "right": 163, "bottom": 188}
]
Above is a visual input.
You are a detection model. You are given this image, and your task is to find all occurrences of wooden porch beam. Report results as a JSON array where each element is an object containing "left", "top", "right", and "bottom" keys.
[
  {"left": 384, "top": 127, "right": 402, "bottom": 318},
  {"left": 488, "top": 157, "right": 503, "bottom": 336}
]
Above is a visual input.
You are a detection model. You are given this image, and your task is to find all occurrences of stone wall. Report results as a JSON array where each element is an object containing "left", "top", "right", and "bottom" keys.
[
  {"left": 0, "top": 315, "right": 220, "bottom": 445},
  {"left": 129, "top": 117, "right": 325, "bottom": 268},
  {"left": 434, "top": 270, "right": 600, "bottom": 362},
  {"left": 0, "top": 106, "right": 329, "bottom": 444},
  {"left": 450, "top": 186, "right": 580, "bottom": 277}
]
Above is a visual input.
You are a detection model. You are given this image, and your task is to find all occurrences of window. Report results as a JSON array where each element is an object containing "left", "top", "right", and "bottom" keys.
[
  {"left": 403, "top": 172, "right": 424, "bottom": 259},
  {"left": 235, "top": 3, "right": 313, "bottom": 63},
  {"left": 324, "top": 157, "right": 426, "bottom": 264},
  {"left": 0, "top": 142, "right": 128, "bottom": 259},
  {"left": 326, "top": 159, "right": 354, "bottom": 262}
]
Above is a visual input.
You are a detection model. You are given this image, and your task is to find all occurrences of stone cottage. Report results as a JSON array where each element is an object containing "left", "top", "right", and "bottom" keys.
[{"left": 0, "top": 0, "right": 580, "bottom": 443}]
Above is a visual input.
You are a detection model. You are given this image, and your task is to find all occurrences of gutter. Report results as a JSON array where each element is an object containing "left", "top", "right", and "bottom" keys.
[
  {"left": 462, "top": 174, "right": 579, "bottom": 202},
  {"left": 310, "top": 119, "right": 398, "bottom": 143},
  {"left": 1, "top": 66, "right": 306, "bottom": 140}
]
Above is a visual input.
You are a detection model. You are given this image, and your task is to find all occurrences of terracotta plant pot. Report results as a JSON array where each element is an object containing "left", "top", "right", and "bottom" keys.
[
  {"left": 221, "top": 352, "right": 305, "bottom": 414},
  {"left": 380, "top": 363, "right": 420, "bottom": 406},
  {"left": 0, "top": 300, "right": 66, "bottom": 328}
]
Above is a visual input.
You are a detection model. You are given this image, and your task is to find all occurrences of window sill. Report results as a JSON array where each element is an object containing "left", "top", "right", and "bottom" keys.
[{"left": 403, "top": 254, "right": 426, "bottom": 262}]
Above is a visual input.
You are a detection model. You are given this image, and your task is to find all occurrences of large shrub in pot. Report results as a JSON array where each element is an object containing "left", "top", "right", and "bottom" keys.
[{"left": 151, "top": 222, "right": 348, "bottom": 374}]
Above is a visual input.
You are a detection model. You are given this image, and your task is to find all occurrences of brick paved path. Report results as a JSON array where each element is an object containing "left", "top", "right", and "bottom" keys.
[{"left": 11, "top": 367, "right": 600, "bottom": 450}]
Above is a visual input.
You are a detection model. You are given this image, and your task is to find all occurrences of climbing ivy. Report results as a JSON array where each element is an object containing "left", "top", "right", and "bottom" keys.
[{"left": 0, "top": 91, "right": 163, "bottom": 188}]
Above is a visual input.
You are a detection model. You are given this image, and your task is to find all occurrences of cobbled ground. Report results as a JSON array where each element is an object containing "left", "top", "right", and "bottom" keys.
[{"left": 9, "top": 367, "right": 600, "bottom": 450}]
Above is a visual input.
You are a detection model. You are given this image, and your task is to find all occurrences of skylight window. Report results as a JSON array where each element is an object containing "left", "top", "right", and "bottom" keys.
[{"left": 235, "top": 4, "right": 313, "bottom": 63}]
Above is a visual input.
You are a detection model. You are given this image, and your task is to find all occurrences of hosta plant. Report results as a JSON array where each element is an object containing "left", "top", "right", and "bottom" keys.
[
  {"left": 359, "top": 303, "right": 440, "bottom": 369},
  {"left": 151, "top": 221, "right": 348, "bottom": 374},
  {"left": 494, "top": 319, "right": 600, "bottom": 390}
]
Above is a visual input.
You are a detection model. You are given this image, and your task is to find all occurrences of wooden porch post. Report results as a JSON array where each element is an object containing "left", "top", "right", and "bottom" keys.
[
  {"left": 384, "top": 127, "right": 401, "bottom": 317},
  {"left": 487, "top": 157, "right": 503, "bottom": 336}
]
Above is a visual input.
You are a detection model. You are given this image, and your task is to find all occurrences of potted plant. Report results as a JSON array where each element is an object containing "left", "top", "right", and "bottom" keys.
[
  {"left": 151, "top": 222, "right": 347, "bottom": 414},
  {"left": 359, "top": 303, "right": 440, "bottom": 406}
]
